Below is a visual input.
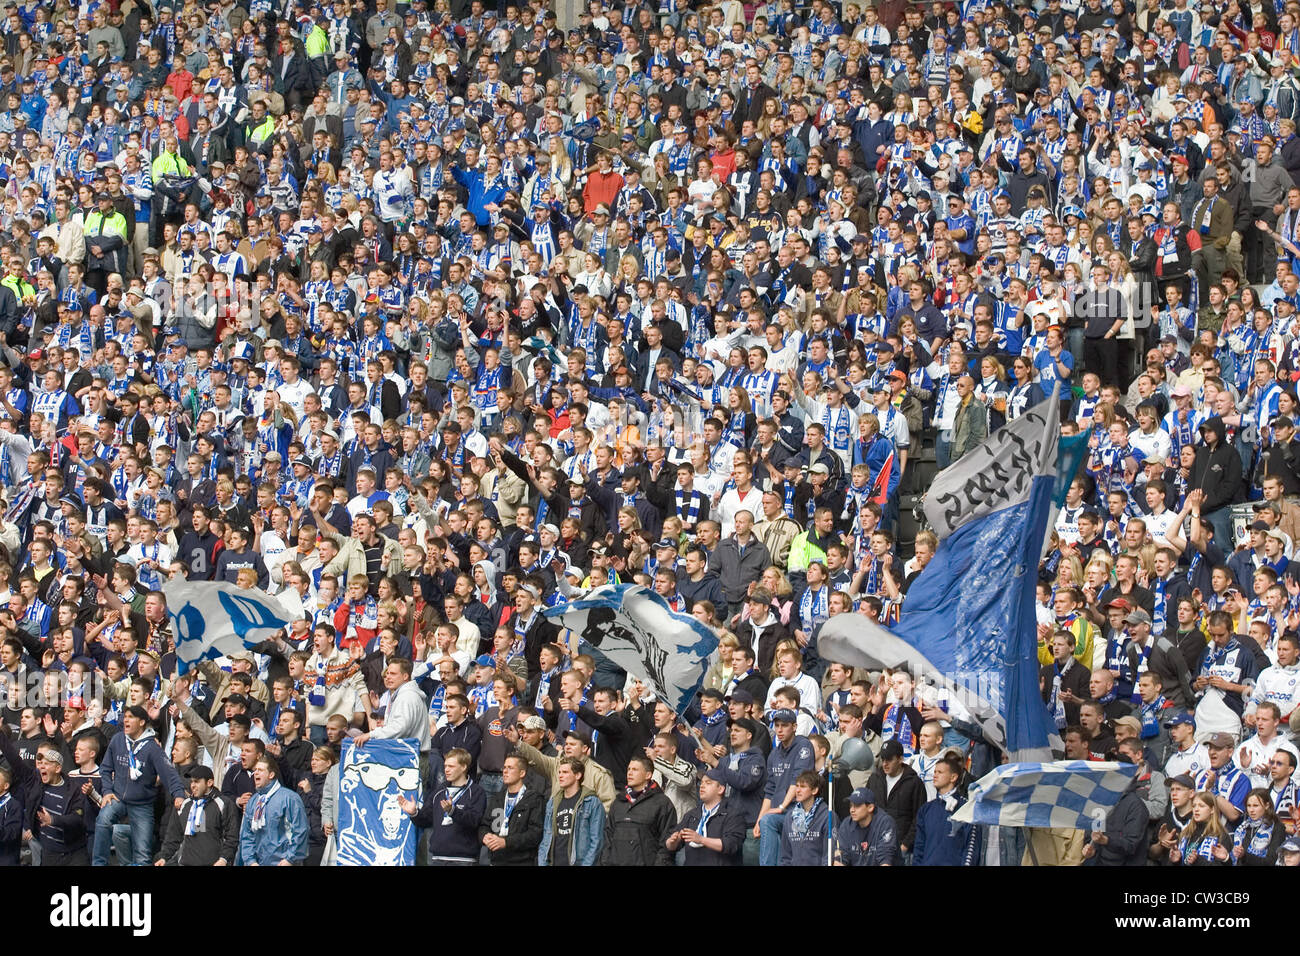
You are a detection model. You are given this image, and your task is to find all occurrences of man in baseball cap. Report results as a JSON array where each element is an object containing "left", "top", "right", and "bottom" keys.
[{"left": 835, "top": 786, "right": 901, "bottom": 865}]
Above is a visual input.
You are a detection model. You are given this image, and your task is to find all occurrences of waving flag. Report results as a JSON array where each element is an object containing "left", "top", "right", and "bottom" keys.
[
  {"left": 542, "top": 584, "right": 719, "bottom": 715},
  {"left": 950, "top": 760, "right": 1139, "bottom": 830},
  {"left": 819, "top": 388, "right": 1063, "bottom": 759},
  {"left": 335, "top": 738, "right": 421, "bottom": 866},
  {"left": 164, "top": 581, "right": 295, "bottom": 675}
]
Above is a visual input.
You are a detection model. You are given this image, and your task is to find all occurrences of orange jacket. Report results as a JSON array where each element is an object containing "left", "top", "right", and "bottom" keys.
[{"left": 582, "top": 169, "right": 624, "bottom": 214}]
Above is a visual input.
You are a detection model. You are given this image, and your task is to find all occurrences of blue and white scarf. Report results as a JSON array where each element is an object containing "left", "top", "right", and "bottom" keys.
[{"left": 882, "top": 701, "right": 915, "bottom": 756}]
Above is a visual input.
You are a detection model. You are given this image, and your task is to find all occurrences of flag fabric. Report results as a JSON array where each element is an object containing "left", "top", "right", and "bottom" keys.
[
  {"left": 334, "top": 738, "right": 421, "bottom": 866},
  {"left": 922, "top": 386, "right": 1061, "bottom": 539},
  {"left": 950, "top": 760, "right": 1139, "bottom": 830},
  {"left": 542, "top": 584, "right": 719, "bottom": 715},
  {"left": 1054, "top": 428, "right": 1092, "bottom": 507},
  {"left": 819, "top": 388, "right": 1063, "bottom": 759},
  {"left": 163, "top": 580, "right": 295, "bottom": 675}
]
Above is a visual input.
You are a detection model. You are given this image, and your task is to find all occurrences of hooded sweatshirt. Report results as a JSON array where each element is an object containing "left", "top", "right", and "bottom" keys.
[
  {"left": 101, "top": 727, "right": 185, "bottom": 805},
  {"left": 1190, "top": 416, "right": 1243, "bottom": 513}
]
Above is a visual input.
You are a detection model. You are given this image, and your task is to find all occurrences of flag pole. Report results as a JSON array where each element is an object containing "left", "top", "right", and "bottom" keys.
[{"left": 827, "top": 763, "right": 835, "bottom": 867}]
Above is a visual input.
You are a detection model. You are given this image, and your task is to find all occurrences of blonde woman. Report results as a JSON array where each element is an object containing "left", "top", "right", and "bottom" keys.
[
  {"left": 762, "top": 566, "right": 795, "bottom": 626},
  {"left": 1055, "top": 554, "right": 1084, "bottom": 592},
  {"left": 613, "top": 253, "right": 642, "bottom": 299},
  {"left": 769, "top": 637, "right": 802, "bottom": 680},
  {"left": 755, "top": 96, "right": 783, "bottom": 139},
  {"left": 704, "top": 632, "right": 741, "bottom": 691}
]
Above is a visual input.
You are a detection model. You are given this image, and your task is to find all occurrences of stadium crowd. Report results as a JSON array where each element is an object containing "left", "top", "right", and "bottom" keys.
[{"left": 0, "top": 0, "right": 1298, "bottom": 868}]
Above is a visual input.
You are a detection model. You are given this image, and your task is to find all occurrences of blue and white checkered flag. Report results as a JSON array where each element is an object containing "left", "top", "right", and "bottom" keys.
[{"left": 950, "top": 761, "right": 1140, "bottom": 830}]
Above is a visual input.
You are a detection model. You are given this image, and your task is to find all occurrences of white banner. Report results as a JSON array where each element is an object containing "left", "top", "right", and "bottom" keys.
[{"left": 923, "top": 386, "right": 1060, "bottom": 540}]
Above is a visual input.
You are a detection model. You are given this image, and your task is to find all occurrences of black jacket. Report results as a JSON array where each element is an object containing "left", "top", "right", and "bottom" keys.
[
  {"left": 865, "top": 763, "right": 927, "bottom": 850},
  {"left": 508, "top": 609, "right": 561, "bottom": 682},
  {"left": 576, "top": 703, "right": 641, "bottom": 789},
  {"left": 601, "top": 782, "right": 678, "bottom": 865},
  {"left": 0, "top": 786, "right": 21, "bottom": 864},
  {"left": 734, "top": 617, "right": 791, "bottom": 675},
  {"left": 478, "top": 785, "right": 546, "bottom": 866},
  {"left": 1190, "top": 417, "right": 1243, "bottom": 513},
  {"left": 158, "top": 792, "right": 240, "bottom": 865},
  {"left": 1084, "top": 785, "right": 1150, "bottom": 866},
  {"left": 677, "top": 798, "right": 748, "bottom": 865},
  {"left": 1040, "top": 656, "right": 1091, "bottom": 726}
]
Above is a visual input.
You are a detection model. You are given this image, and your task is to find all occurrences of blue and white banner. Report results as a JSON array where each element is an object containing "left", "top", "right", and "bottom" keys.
[
  {"left": 923, "top": 388, "right": 1060, "bottom": 539},
  {"left": 163, "top": 581, "right": 294, "bottom": 675},
  {"left": 820, "top": 388, "right": 1062, "bottom": 759},
  {"left": 542, "top": 584, "right": 720, "bottom": 715},
  {"left": 951, "top": 760, "right": 1139, "bottom": 830},
  {"left": 335, "top": 738, "right": 421, "bottom": 866}
]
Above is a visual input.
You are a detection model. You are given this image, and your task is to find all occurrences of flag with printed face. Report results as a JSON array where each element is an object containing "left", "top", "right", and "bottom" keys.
[
  {"left": 819, "top": 387, "right": 1064, "bottom": 759},
  {"left": 335, "top": 738, "right": 421, "bottom": 866},
  {"left": 542, "top": 584, "right": 720, "bottom": 715},
  {"left": 163, "top": 581, "right": 294, "bottom": 675}
]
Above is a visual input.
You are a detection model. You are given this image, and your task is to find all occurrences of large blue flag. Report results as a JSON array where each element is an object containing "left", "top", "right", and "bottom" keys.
[{"left": 820, "top": 389, "right": 1063, "bottom": 759}]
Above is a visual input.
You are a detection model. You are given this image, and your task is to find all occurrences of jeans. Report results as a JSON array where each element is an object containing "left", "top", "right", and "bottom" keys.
[
  {"left": 1206, "top": 507, "right": 1236, "bottom": 553},
  {"left": 309, "top": 724, "right": 328, "bottom": 746},
  {"left": 742, "top": 832, "right": 760, "bottom": 866},
  {"left": 92, "top": 799, "right": 155, "bottom": 866},
  {"left": 1066, "top": 328, "right": 1085, "bottom": 375},
  {"left": 935, "top": 432, "right": 953, "bottom": 471},
  {"left": 479, "top": 771, "right": 504, "bottom": 795},
  {"left": 758, "top": 810, "right": 786, "bottom": 866}
]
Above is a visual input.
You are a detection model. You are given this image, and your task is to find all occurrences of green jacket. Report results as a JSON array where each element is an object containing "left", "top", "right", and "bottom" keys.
[
  {"left": 305, "top": 24, "right": 329, "bottom": 58},
  {"left": 151, "top": 150, "right": 191, "bottom": 179},
  {"left": 786, "top": 530, "right": 829, "bottom": 575}
]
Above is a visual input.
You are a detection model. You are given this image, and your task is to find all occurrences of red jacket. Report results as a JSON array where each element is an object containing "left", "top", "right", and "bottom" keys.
[{"left": 582, "top": 169, "right": 624, "bottom": 214}]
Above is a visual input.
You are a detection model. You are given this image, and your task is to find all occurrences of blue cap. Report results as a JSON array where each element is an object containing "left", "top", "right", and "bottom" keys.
[
  {"left": 1164, "top": 712, "right": 1196, "bottom": 728},
  {"left": 848, "top": 787, "right": 877, "bottom": 806},
  {"left": 770, "top": 708, "right": 797, "bottom": 724},
  {"left": 474, "top": 654, "right": 495, "bottom": 668}
]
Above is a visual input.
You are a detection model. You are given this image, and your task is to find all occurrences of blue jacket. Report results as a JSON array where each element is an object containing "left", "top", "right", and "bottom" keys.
[
  {"left": 913, "top": 793, "right": 980, "bottom": 866},
  {"left": 412, "top": 780, "right": 487, "bottom": 861},
  {"left": 852, "top": 433, "right": 898, "bottom": 500},
  {"left": 765, "top": 734, "right": 815, "bottom": 803},
  {"left": 538, "top": 788, "right": 605, "bottom": 866},
  {"left": 0, "top": 791, "right": 24, "bottom": 865},
  {"left": 451, "top": 165, "right": 508, "bottom": 226},
  {"left": 779, "top": 798, "right": 830, "bottom": 866},
  {"left": 237, "top": 780, "right": 309, "bottom": 865},
  {"left": 101, "top": 729, "right": 184, "bottom": 805},
  {"left": 712, "top": 746, "right": 766, "bottom": 827},
  {"left": 836, "top": 810, "right": 901, "bottom": 866}
]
